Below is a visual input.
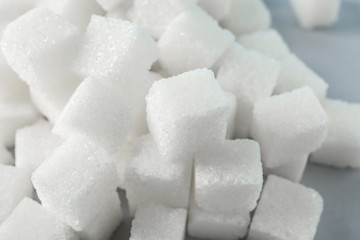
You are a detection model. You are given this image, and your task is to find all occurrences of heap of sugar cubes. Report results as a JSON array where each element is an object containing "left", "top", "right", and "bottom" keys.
[{"left": 0, "top": 0, "right": 356, "bottom": 239}]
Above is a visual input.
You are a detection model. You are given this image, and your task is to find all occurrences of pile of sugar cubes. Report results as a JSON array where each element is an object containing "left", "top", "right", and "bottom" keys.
[{"left": 0, "top": 0, "right": 355, "bottom": 239}]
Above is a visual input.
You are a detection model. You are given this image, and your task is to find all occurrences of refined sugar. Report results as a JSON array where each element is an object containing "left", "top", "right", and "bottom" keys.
[
  {"left": 126, "top": 72, "right": 162, "bottom": 143},
  {"left": 197, "top": 0, "right": 232, "bottom": 21},
  {"left": 42, "top": 0, "right": 104, "bottom": 30},
  {"left": 187, "top": 194, "right": 250, "bottom": 240},
  {"left": 96, "top": 0, "right": 124, "bottom": 11},
  {"left": 237, "top": 29, "right": 290, "bottom": 60},
  {"left": 158, "top": 8, "right": 234, "bottom": 75},
  {"left": 112, "top": 141, "right": 133, "bottom": 189},
  {"left": 0, "top": 145, "right": 13, "bottom": 165},
  {"left": 0, "top": 165, "right": 33, "bottom": 223},
  {"left": 251, "top": 87, "right": 329, "bottom": 168},
  {"left": 275, "top": 54, "right": 328, "bottom": 100},
  {"left": 31, "top": 137, "right": 117, "bottom": 230},
  {"left": 130, "top": 204, "right": 187, "bottom": 240},
  {"left": 79, "top": 193, "right": 123, "bottom": 240},
  {"left": 146, "top": 69, "right": 230, "bottom": 156},
  {"left": 194, "top": 139, "right": 262, "bottom": 213},
  {"left": 125, "top": 135, "right": 192, "bottom": 216},
  {"left": 130, "top": 0, "right": 196, "bottom": 39},
  {"left": 1, "top": 8, "right": 81, "bottom": 93},
  {"left": 311, "top": 99, "right": 360, "bottom": 168},
  {"left": 248, "top": 175, "right": 323, "bottom": 240},
  {"left": 15, "top": 120, "right": 63, "bottom": 172},
  {"left": 0, "top": 101, "right": 40, "bottom": 146},
  {"left": 29, "top": 75, "right": 81, "bottom": 123},
  {"left": 264, "top": 154, "right": 308, "bottom": 182},
  {"left": 0, "top": 197, "right": 78, "bottom": 240},
  {"left": 72, "top": 15, "right": 158, "bottom": 87},
  {"left": 225, "top": 91, "right": 236, "bottom": 139},
  {"left": 221, "top": 0, "right": 271, "bottom": 36},
  {"left": 54, "top": 78, "right": 142, "bottom": 154},
  {"left": 291, "top": 0, "right": 341, "bottom": 29},
  {"left": 217, "top": 43, "right": 280, "bottom": 138}
]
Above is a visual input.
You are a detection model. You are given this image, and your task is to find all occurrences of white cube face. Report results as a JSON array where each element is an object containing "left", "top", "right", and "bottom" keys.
[
  {"left": 32, "top": 137, "right": 117, "bottom": 230},
  {"left": 158, "top": 7, "right": 234, "bottom": 75},
  {"left": 249, "top": 175, "right": 324, "bottom": 240},
  {"left": 194, "top": 139, "right": 263, "bottom": 213},
  {"left": 251, "top": 87, "right": 329, "bottom": 168}
]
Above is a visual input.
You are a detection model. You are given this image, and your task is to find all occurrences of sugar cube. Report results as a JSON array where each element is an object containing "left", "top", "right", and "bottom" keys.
[
  {"left": 0, "top": 165, "right": 33, "bottom": 223},
  {"left": 187, "top": 193, "right": 250, "bottom": 240},
  {"left": 275, "top": 54, "right": 328, "bottom": 100},
  {"left": 158, "top": 8, "right": 235, "bottom": 75},
  {"left": 248, "top": 175, "right": 323, "bottom": 240},
  {"left": 130, "top": 0, "right": 196, "bottom": 39},
  {"left": 72, "top": 15, "right": 158, "bottom": 87},
  {"left": 197, "top": 0, "right": 232, "bottom": 21},
  {"left": 311, "top": 99, "right": 360, "bottom": 168},
  {"left": 146, "top": 69, "right": 230, "bottom": 156},
  {"left": 237, "top": 29, "right": 290, "bottom": 60},
  {"left": 251, "top": 87, "right": 329, "bottom": 168},
  {"left": 15, "top": 120, "right": 63, "bottom": 172},
  {"left": 221, "top": 0, "right": 271, "bottom": 36},
  {"left": 194, "top": 139, "right": 262, "bottom": 213},
  {"left": 225, "top": 91, "right": 236, "bottom": 139},
  {"left": 264, "top": 154, "right": 308, "bottom": 182},
  {"left": 1, "top": 8, "right": 81, "bottom": 92},
  {"left": 42, "top": 0, "right": 104, "bottom": 30},
  {"left": 79, "top": 193, "right": 123, "bottom": 240},
  {"left": 0, "top": 101, "right": 40, "bottom": 146},
  {"left": 217, "top": 43, "right": 280, "bottom": 138},
  {"left": 0, "top": 145, "right": 13, "bottom": 165},
  {"left": 130, "top": 204, "right": 187, "bottom": 240},
  {"left": 32, "top": 137, "right": 117, "bottom": 230},
  {"left": 124, "top": 135, "right": 192, "bottom": 216},
  {"left": 54, "top": 78, "right": 142, "bottom": 154},
  {"left": 291, "top": 0, "right": 341, "bottom": 29},
  {"left": 0, "top": 197, "right": 78, "bottom": 240}
]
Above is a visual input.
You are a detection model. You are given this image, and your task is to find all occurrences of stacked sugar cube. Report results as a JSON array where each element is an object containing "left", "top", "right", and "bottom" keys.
[{"left": 0, "top": 0, "right": 357, "bottom": 240}]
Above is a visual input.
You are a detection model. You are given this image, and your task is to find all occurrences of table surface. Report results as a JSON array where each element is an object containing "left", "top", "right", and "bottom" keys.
[{"left": 113, "top": 1, "right": 360, "bottom": 239}]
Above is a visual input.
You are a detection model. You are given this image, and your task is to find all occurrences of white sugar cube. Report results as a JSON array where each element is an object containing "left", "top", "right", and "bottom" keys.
[
  {"left": 130, "top": 204, "right": 187, "bottom": 240},
  {"left": 221, "top": 0, "right": 271, "bottom": 36},
  {"left": 197, "top": 0, "right": 232, "bottom": 21},
  {"left": 194, "top": 139, "right": 262, "bottom": 213},
  {"left": 187, "top": 194, "right": 250, "bottom": 240},
  {"left": 1, "top": 8, "right": 81, "bottom": 93},
  {"left": 251, "top": 87, "right": 329, "bottom": 168},
  {"left": 291, "top": 0, "right": 341, "bottom": 29},
  {"left": 42, "top": 0, "right": 104, "bottom": 30},
  {"left": 249, "top": 175, "right": 323, "bottom": 240},
  {"left": 237, "top": 29, "right": 290, "bottom": 60},
  {"left": 0, "top": 145, "right": 13, "bottom": 165},
  {"left": 80, "top": 193, "right": 123, "bottom": 240},
  {"left": 0, "top": 165, "right": 33, "bottom": 223},
  {"left": 130, "top": 0, "right": 196, "bottom": 39},
  {"left": 275, "top": 54, "right": 328, "bottom": 100},
  {"left": 158, "top": 8, "right": 234, "bottom": 75},
  {"left": 15, "top": 120, "right": 63, "bottom": 172},
  {"left": 0, "top": 101, "right": 40, "bottom": 146},
  {"left": 264, "top": 154, "right": 308, "bottom": 182},
  {"left": 225, "top": 91, "right": 236, "bottom": 139},
  {"left": 311, "top": 99, "right": 360, "bottom": 168},
  {"left": 146, "top": 69, "right": 230, "bottom": 156},
  {"left": 125, "top": 135, "right": 192, "bottom": 216},
  {"left": 32, "top": 137, "right": 117, "bottom": 230},
  {"left": 217, "top": 43, "right": 280, "bottom": 138},
  {"left": 73, "top": 15, "right": 158, "bottom": 86},
  {"left": 0, "top": 197, "right": 78, "bottom": 240},
  {"left": 54, "top": 78, "right": 142, "bottom": 154}
]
